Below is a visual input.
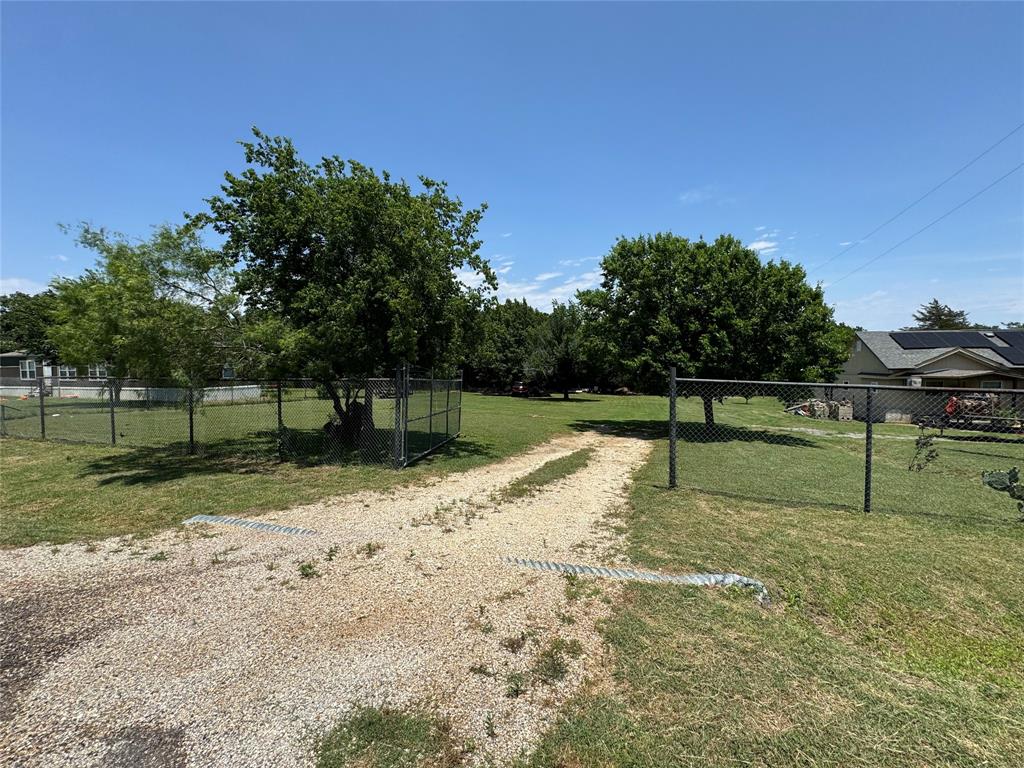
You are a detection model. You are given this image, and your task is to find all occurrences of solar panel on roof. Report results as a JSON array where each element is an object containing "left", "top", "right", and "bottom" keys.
[
  {"left": 891, "top": 332, "right": 930, "bottom": 349},
  {"left": 995, "top": 346, "right": 1024, "bottom": 365},
  {"left": 995, "top": 330, "right": 1024, "bottom": 349}
]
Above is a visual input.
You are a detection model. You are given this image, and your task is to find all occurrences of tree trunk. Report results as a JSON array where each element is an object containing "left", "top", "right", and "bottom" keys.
[
  {"left": 323, "top": 380, "right": 346, "bottom": 422},
  {"left": 322, "top": 380, "right": 363, "bottom": 448},
  {"left": 563, "top": 388, "right": 570, "bottom": 401},
  {"left": 702, "top": 395, "right": 715, "bottom": 427}
]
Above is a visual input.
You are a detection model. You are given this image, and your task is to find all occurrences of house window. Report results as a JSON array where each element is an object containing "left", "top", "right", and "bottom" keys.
[
  {"left": 923, "top": 380, "right": 946, "bottom": 388},
  {"left": 980, "top": 380, "right": 1003, "bottom": 389},
  {"left": 58, "top": 365, "right": 77, "bottom": 379},
  {"left": 221, "top": 363, "right": 236, "bottom": 380},
  {"left": 19, "top": 359, "right": 36, "bottom": 380},
  {"left": 88, "top": 364, "right": 107, "bottom": 380}
]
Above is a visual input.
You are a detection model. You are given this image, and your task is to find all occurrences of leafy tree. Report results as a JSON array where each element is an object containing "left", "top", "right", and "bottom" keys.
[
  {"left": 0, "top": 290, "right": 59, "bottom": 359},
  {"left": 581, "top": 233, "right": 848, "bottom": 425},
  {"left": 529, "top": 301, "right": 587, "bottom": 400},
  {"left": 905, "top": 299, "right": 972, "bottom": 330},
  {"left": 190, "top": 129, "right": 493, "bottom": 438},
  {"left": 49, "top": 224, "right": 242, "bottom": 390},
  {"left": 465, "top": 298, "right": 546, "bottom": 390}
]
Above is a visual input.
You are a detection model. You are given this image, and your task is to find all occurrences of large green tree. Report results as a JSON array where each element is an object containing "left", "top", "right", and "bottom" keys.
[
  {"left": 191, "top": 129, "right": 493, "bottom": 431},
  {"left": 49, "top": 224, "right": 242, "bottom": 388},
  {"left": 465, "top": 298, "right": 547, "bottom": 390},
  {"left": 581, "top": 233, "right": 848, "bottom": 424},
  {"left": 905, "top": 299, "right": 972, "bottom": 330},
  {"left": 528, "top": 301, "right": 587, "bottom": 399},
  {"left": 0, "top": 290, "right": 59, "bottom": 359}
]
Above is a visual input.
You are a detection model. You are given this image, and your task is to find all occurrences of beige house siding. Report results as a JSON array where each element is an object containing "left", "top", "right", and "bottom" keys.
[{"left": 838, "top": 341, "right": 892, "bottom": 385}]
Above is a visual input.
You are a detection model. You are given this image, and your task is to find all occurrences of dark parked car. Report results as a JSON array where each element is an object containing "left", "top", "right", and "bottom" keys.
[{"left": 510, "top": 381, "right": 544, "bottom": 397}]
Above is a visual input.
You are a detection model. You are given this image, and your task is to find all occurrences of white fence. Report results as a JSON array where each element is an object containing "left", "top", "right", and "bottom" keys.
[{"left": 0, "top": 382, "right": 263, "bottom": 403}]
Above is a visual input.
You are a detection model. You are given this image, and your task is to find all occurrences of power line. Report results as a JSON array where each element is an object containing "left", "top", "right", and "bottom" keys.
[
  {"left": 808, "top": 121, "right": 1024, "bottom": 274},
  {"left": 827, "top": 162, "right": 1024, "bottom": 287}
]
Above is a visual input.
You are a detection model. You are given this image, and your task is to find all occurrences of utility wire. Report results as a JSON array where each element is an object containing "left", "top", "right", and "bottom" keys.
[
  {"left": 827, "top": 162, "right": 1024, "bottom": 287},
  {"left": 808, "top": 121, "right": 1024, "bottom": 274}
]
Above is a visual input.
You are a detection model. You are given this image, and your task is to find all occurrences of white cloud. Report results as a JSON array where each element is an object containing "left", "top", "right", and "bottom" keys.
[
  {"left": 453, "top": 267, "right": 487, "bottom": 290},
  {"left": 0, "top": 277, "right": 48, "bottom": 295},
  {"left": 754, "top": 225, "right": 767, "bottom": 232},
  {"left": 496, "top": 265, "right": 512, "bottom": 275},
  {"left": 534, "top": 272, "right": 563, "bottom": 282},
  {"left": 678, "top": 186, "right": 715, "bottom": 205},
  {"left": 558, "top": 256, "right": 598, "bottom": 268},
  {"left": 500, "top": 232, "right": 512, "bottom": 238},
  {"left": 499, "top": 269, "right": 602, "bottom": 308},
  {"left": 53, "top": 254, "right": 68, "bottom": 263},
  {"left": 748, "top": 239, "right": 779, "bottom": 255},
  {"left": 838, "top": 241, "right": 853, "bottom": 247}
]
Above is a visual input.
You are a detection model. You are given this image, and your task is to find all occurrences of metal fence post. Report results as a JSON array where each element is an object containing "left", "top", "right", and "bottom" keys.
[
  {"left": 668, "top": 366, "right": 677, "bottom": 489},
  {"left": 187, "top": 387, "right": 196, "bottom": 455},
  {"left": 37, "top": 373, "right": 46, "bottom": 439},
  {"left": 863, "top": 386, "right": 874, "bottom": 513},
  {"left": 403, "top": 364, "right": 410, "bottom": 461},
  {"left": 393, "top": 366, "right": 404, "bottom": 468},
  {"left": 109, "top": 380, "right": 116, "bottom": 446},
  {"left": 445, "top": 377, "right": 451, "bottom": 438},
  {"left": 428, "top": 368, "right": 434, "bottom": 451},
  {"left": 276, "top": 381, "right": 284, "bottom": 460},
  {"left": 0, "top": 402, "right": 6, "bottom": 436}
]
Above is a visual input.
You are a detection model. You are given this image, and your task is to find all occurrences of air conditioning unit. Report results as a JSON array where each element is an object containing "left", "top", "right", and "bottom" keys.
[{"left": 906, "top": 376, "right": 922, "bottom": 387}]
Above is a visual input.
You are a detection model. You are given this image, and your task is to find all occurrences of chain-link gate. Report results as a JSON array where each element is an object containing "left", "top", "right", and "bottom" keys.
[
  {"left": 0, "top": 366, "right": 462, "bottom": 468},
  {"left": 668, "top": 369, "right": 1024, "bottom": 521}
]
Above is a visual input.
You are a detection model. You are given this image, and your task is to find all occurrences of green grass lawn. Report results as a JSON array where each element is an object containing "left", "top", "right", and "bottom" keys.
[
  {"left": 3, "top": 392, "right": 1020, "bottom": 546},
  {"left": 528, "top": 439, "right": 1024, "bottom": 768}
]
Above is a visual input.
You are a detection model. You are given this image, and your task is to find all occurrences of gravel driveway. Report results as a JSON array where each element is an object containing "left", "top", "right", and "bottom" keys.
[{"left": 0, "top": 432, "right": 650, "bottom": 767}]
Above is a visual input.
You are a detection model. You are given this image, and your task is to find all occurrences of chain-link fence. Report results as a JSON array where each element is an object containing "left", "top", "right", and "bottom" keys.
[
  {"left": 0, "top": 367, "right": 462, "bottom": 468},
  {"left": 668, "top": 372, "right": 1024, "bottom": 521}
]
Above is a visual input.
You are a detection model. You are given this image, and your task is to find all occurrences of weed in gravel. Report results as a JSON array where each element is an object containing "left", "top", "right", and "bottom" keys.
[
  {"left": 564, "top": 572, "right": 601, "bottom": 602},
  {"left": 506, "top": 672, "right": 528, "bottom": 698},
  {"left": 469, "top": 664, "right": 496, "bottom": 677},
  {"left": 532, "top": 641, "right": 570, "bottom": 684},
  {"left": 551, "top": 637, "right": 584, "bottom": 658},
  {"left": 315, "top": 707, "right": 460, "bottom": 768},
  {"left": 298, "top": 560, "right": 322, "bottom": 579},
  {"left": 325, "top": 545, "right": 340, "bottom": 561},
  {"left": 265, "top": 560, "right": 279, "bottom": 571},
  {"left": 495, "top": 588, "right": 525, "bottom": 602},
  {"left": 147, "top": 551, "right": 168, "bottom": 562},
  {"left": 501, "top": 632, "right": 530, "bottom": 654},
  {"left": 50, "top": 546, "right": 60, "bottom": 555},
  {"left": 211, "top": 546, "right": 240, "bottom": 564},
  {"left": 556, "top": 610, "right": 576, "bottom": 625},
  {"left": 84, "top": 542, "right": 98, "bottom": 553},
  {"left": 360, "top": 542, "right": 383, "bottom": 558},
  {"left": 484, "top": 712, "right": 497, "bottom": 738}
]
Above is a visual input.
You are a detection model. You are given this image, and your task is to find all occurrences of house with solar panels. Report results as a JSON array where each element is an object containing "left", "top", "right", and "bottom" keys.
[
  {"left": 839, "top": 330, "right": 1024, "bottom": 390},
  {"left": 836, "top": 329, "right": 1024, "bottom": 425}
]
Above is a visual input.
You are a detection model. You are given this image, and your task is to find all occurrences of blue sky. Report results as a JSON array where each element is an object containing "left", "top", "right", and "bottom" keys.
[{"left": 2, "top": 1, "right": 1022, "bottom": 329}]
